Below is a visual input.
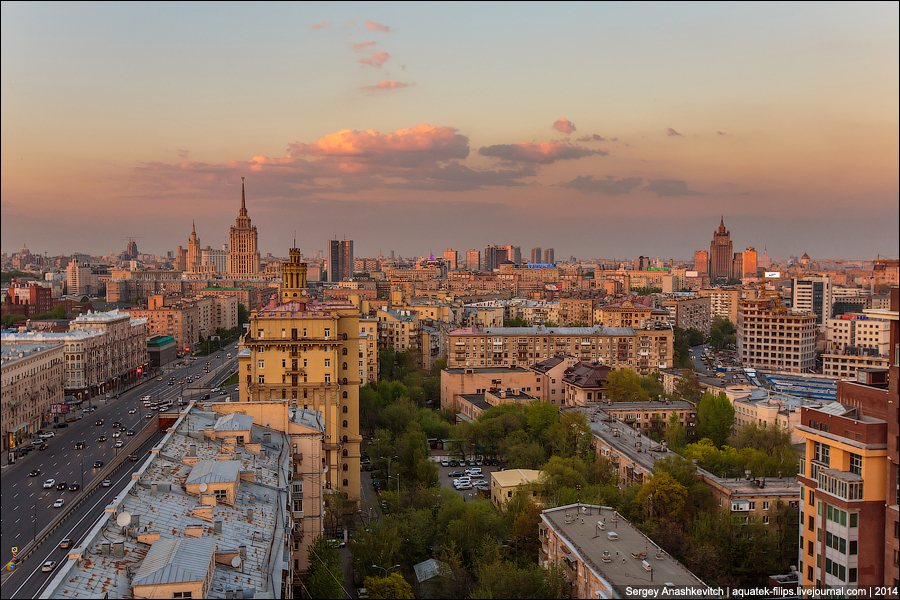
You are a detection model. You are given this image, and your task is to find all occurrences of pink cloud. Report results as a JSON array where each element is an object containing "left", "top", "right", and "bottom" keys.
[
  {"left": 361, "top": 80, "right": 414, "bottom": 91},
  {"left": 352, "top": 41, "right": 379, "bottom": 51},
  {"left": 478, "top": 141, "right": 606, "bottom": 164},
  {"left": 576, "top": 134, "right": 606, "bottom": 142},
  {"left": 551, "top": 118, "right": 577, "bottom": 135},
  {"left": 364, "top": 19, "right": 392, "bottom": 33},
  {"left": 359, "top": 50, "right": 390, "bottom": 68},
  {"left": 717, "top": 131, "right": 727, "bottom": 136},
  {"left": 666, "top": 128, "right": 682, "bottom": 137},
  {"left": 310, "top": 21, "right": 330, "bottom": 30}
]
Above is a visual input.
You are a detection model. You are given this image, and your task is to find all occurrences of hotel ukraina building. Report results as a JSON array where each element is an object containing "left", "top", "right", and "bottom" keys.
[
  {"left": 227, "top": 177, "right": 261, "bottom": 277},
  {"left": 237, "top": 248, "right": 362, "bottom": 500}
]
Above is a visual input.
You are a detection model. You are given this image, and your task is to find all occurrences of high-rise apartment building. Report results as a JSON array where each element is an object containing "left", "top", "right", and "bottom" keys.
[
  {"left": 328, "top": 239, "right": 354, "bottom": 282},
  {"left": 186, "top": 221, "right": 201, "bottom": 273},
  {"left": 709, "top": 217, "right": 733, "bottom": 281},
  {"left": 737, "top": 294, "right": 817, "bottom": 372},
  {"left": 238, "top": 256, "right": 362, "bottom": 500},
  {"left": 466, "top": 249, "right": 480, "bottom": 271},
  {"left": 544, "top": 248, "right": 555, "bottom": 265},
  {"left": 484, "top": 245, "right": 500, "bottom": 272},
  {"left": 793, "top": 275, "right": 833, "bottom": 332},
  {"left": 743, "top": 247, "right": 758, "bottom": 279},
  {"left": 227, "top": 178, "right": 260, "bottom": 277},
  {"left": 732, "top": 251, "right": 744, "bottom": 281},
  {"left": 442, "top": 249, "right": 458, "bottom": 270},
  {"left": 531, "top": 247, "right": 542, "bottom": 264},
  {"left": 694, "top": 250, "right": 709, "bottom": 276}
]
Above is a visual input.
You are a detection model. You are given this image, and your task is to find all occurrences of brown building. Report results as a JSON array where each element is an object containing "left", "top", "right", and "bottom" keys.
[
  {"left": 2, "top": 281, "right": 52, "bottom": 317},
  {"left": 709, "top": 217, "right": 733, "bottom": 281},
  {"left": 529, "top": 355, "right": 579, "bottom": 405},
  {"left": 694, "top": 250, "right": 709, "bottom": 276},
  {"left": 561, "top": 361, "right": 611, "bottom": 407},
  {"left": 660, "top": 293, "right": 712, "bottom": 334}
]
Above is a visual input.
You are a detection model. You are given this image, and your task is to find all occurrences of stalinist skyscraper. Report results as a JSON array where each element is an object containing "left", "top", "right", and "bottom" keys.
[{"left": 227, "top": 177, "right": 260, "bottom": 277}]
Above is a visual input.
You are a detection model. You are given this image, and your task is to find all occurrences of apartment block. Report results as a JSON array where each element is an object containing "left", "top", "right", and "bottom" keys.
[
  {"left": 359, "top": 317, "right": 379, "bottom": 386},
  {"left": 447, "top": 323, "right": 674, "bottom": 376},
  {"left": 237, "top": 278, "right": 362, "bottom": 501},
  {"left": 793, "top": 275, "right": 833, "bottom": 331},
  {"left": 593, "top": 300, "right": 668, "bottom": 329},
  {"left": 455, "top": 388, "right": 537, "bottom": 422},
  {"left": 1, "top": 343, "right": 64, "bottom": 452},
  {"left": 441, "top": 366, "right": 543, "bottom": 412},
  {"left": 529, "top": 355, "right": 579, "bottom": 405},
  {"left": 737, "top": 294, "right": 818, "bottom": 373},
  {"left": 698, "top": 287, "right": 742, "bottom": 324},
  {"left": 659, "top": 293, "right": 712, "bottom": 334},
  {"left": 126, "top": 295, "right": 202, "bottom": 353}
]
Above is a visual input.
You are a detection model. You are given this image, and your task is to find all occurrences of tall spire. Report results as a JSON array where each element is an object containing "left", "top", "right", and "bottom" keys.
[
  {"left": 192, "top": 220, "right": 196, "bottom": 235},
  {"left": 240, "top": 177, "right": 247, "bottom": 216}
]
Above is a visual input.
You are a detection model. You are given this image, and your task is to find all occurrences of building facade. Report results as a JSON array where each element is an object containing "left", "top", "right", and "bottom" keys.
[
  {"left": 737, "top": 295, "right": 817, "bottom": 373},
  {"left": 329, "top": 239, "right": 354, "bottom": 282},
  {"left": 659, "top": 294, "right": 712, "bottom": 334},
  {"left": 793, "top": 275, "right": 833, "bottom": 331},
  {"left": 709, "top": 217, "right": 733, "bottom": 281},
  {"left": 227, "top": 178, "right": 260, "bottom": 277},
  {"left": 1, "top": 343, "right": 65, "bottom": 452}
]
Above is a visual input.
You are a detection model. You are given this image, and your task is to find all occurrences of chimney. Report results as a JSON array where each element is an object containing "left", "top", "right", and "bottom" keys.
[
  {"left": 239, "top": 545, "right": 247, "bottom": 559},
  {"left": 214, "top": 520, "right": 222, "bottom": 533},
  {"left": 132, "top": 514, "right": 140, "bottom": 528}
]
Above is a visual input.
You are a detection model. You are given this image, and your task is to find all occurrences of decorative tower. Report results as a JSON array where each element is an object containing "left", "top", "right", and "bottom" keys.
[{"left": 227, "top": 177, "right": 260, "bottom": 277}]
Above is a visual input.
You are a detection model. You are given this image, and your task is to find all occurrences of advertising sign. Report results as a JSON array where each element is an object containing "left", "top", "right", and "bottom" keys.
[
  {"left": 545, "top": 284, "right": 561, "bottom": 291},
  {"left": 764, "top": 272, "right": 782, "bottom": 278},
  {"left": 50, "top": 404, "right": 70, "bottom": 414}
]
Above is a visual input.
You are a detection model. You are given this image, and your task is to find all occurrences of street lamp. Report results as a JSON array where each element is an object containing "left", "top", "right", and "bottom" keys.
[{"left": 371, "top": 564, "right": 399, "bottom": 577}]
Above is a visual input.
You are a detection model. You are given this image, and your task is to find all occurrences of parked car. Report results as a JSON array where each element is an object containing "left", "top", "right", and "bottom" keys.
[
  {"left": 52, "top": 422, "right": 69, "bottom": 429},
  {"left": 449, "top": 471, "right": 465, "bottom": 478},
  {"left": 39, "top": 431, "right": 55, "bottom": 439},
  {"left": 441, "top": 458, "right": 449, "bottom": 467}
]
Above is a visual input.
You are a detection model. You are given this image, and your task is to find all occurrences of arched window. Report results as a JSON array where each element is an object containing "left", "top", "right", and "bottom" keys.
[
  {"left": 342, "top": 348, "right": 348, "bottom": 355},
  {"left": 343, "top": 478, "right": 349, "bottom": 487},
  {"left": 342, "top": 391, "right": 348, "bottom": 399},
  {"left": 342, "top": 378, "right": 348, "bottom": 385},
  {"left": 342, "top": 463, "right": 348, "bottom": 471},
  {"left": 342, "top": 420, "right": 348, "bottom": 428},
  {"left": 342, "top": 449, "right": 348, "bottom": 457},
  {"left": 342, "top": 405, "right": 348, "bottom": 414},
  {"left": 342, "top": 362, "right": 348, "bottom": 370},
  {"left": 342, "top": 435, "right": 348, "bottom": 443}
]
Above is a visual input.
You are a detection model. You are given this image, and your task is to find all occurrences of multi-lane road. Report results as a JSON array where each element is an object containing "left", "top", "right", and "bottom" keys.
[{"left": 0, "top": 342, "right": 241, "bottom": 598}]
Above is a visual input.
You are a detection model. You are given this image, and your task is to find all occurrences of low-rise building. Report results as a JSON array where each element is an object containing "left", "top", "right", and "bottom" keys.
[
  {"left": 491, "top": 468, "right": 544, "bottom": 509},
  {"left": 441, "top": 366, "right": 543, "bottom": 412},
  {"left": 561, "top": 361, "right": 612, "bottom": 407},
  {"left": 455, "top": 388, "right": 537, "bottom": 422},
  {"left": 529, "top": 355, "right": 579, "bottom": 405},
  {"left": 1, "top": 343, "right": 65, "bottom": 452},
  {"left": 539, "top": 504, "right": 709, "bottom": 598}
]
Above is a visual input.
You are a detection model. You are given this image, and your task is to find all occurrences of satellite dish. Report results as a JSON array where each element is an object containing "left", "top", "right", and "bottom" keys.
[
  {"left": 322, "top": 465, "right": 328, "bottom": 473},
  {"left": 199, "top": 482, "right": 208, "bottom": 492},
  {"left": 117, "top": 512, "right": 132, "bottom": 527},
  {"left": 301, "top": 290, "right": 307, "bottom": 296},
  {"left": 231, "top": 556, "right": 242, "bottom": 568}
]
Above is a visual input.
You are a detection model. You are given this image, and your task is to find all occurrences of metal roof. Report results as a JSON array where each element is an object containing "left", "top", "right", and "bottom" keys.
[
  {"left": 132, "top": 537, "right": 215, "bottom": 587},
  {"left": 214, "top": 412, "right": 254, "bottom": 432},
  {"left": 186, "top": 460, "right": 241, "bottom": 485}
]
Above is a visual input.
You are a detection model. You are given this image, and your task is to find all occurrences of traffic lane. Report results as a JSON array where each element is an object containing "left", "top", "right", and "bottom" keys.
[{"left": 2, "top": 430, "right": 166, "bottom": 599}]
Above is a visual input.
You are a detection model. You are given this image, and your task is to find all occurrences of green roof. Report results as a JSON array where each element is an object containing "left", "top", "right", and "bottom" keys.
[{"left": 147, "top": 335, "right": 175, "bottom": 348}]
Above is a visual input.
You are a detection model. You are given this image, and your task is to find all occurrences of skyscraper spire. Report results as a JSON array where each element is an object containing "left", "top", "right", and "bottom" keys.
[
  {"left": 240, "top": 177, "right": 247, "bottom": 216},
  {"left": 192, "top": 220, "right": 196, "bottom": 235}
]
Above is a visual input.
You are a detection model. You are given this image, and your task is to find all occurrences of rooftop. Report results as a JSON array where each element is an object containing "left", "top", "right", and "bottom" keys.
[
  {"left": 0, "top": 342, "right": 62, "bottom": 365},
  {"left": 541, "top": 504, "right": 708, "bottom": 595},
  {"left": 42, "top": 407, "right": 289, "bottom": 599},
  {"left": 445, "top": 366, "right": 533, "bottom": 374},
  {"left": 449, "top": 325, "right": 636, "bottom": 336},
  {"left": 562, "top": 362, "right": 612, "bottom": 389}
]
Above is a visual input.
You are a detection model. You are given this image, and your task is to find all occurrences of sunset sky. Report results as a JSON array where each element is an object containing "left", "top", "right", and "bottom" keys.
[{"left": 2, "top": 2, "right": 898, "bottom": 261}]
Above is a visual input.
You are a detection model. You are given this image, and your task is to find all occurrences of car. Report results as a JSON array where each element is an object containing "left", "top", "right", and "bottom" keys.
[
  {"left": 115, "top": 440, "right": 124, "bottom": 448},
  {"left": 43, "top": 479, "right": 56, "bottom": 489},
  {"left": 130, "top": 453, "right": 139, "bottom": 461},
  {"left": 456, "top": 483, "right": 473, "bottom": 490},
  {"left": 178, "top": 380, "right": 184, "bottom": 385},
  {"left": 473, "top": 479, "right": 487, "bottom": 486},
  {"left": 41, "top": 560, "right": 57, "bottom": 572},
  {"left": 129, "top": 408, "right": 136, "bottom": 414},
  {"left": 449, "top": 460, "right": 458, "bottom": 467},
  {"left": 211, "top": 386, "right": 220, "bottom": 393},
  {"left": 39, "top": 431, "right": 55, "bottom": 439},
  {"left": 36, "top": 442, "right": 48, "bottom": 451},
  {"left": 127, "top": 429, "right": 135, "bottom": 436},
  {"left": 95, "top": 419, "right": 104, "bottom": 426},
  {"left": 93, "top": 460, "right": 103, "bottom": 468},
  {"left": 29, "top": 469, "right": 41, "bottom": 477},
  {"left": 475, "top": 484, "right": 490, "bottom": 491},
  {"left": 52, "top": 422, "right": 69, "bottom": 428},
  {"left": 157, "top": 376, "right": 163, "bottom": 380},
  {"left": 168, "top": 381, "right": 174, "bottom": 386},
  {"left": 234, "top": 387, "right": 238, "bottom": 392},
  {"left": 53, "top": 498, "right": 65, "bottom": 508},
  {"left": 120, "top": 424, "right": 128, "bottom": 431},
  {"left": 449, "top": 471, "right": 465, "bottom": 477},
  {"left": 145, "top": 413, "right": 153, "bottom": 419},
  {"left": 57, "top": 481, "right": 67, "bottom": 490},
  {"left": 59, "top": 539, "right": 72, "bottom": 549},
  {"left": 216, "top": 355, "right": 221, "bottom": 359},
  {"left": 101, "top": 479, "right": 111, "bottom": 487},
  {"left": 98, "top": 435, "right": 107, "bottom": 442},
  {"left": 112, "top": 431, "right": 121, "bottom": 438},
  {"left": 112, "top": 421, "right": 121, "bottom": 428},
  {"left": 200, "top": 393, "right": 210, "bottom": 400},
  {"left": 441, "top": 458, "right": 449, "bottom": 467},
  {"left": 68, "top": 482, "right": 80, "bottom": 492}
]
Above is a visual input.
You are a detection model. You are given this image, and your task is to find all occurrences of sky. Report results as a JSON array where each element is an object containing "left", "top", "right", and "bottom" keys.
[{"left": 2, "top": 2, "right": 898, "bottom": 262}]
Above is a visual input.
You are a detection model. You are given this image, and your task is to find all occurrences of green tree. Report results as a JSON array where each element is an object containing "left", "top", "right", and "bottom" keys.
[
  {"left": 604, "top": 368, "right": 649, "bottom": 402},
  {"left": 363, "top": 573, "right": 414, "bottom": 599},
  {"left": 635, "top": 472, "right": 688, "bottom": 521},
  {"left": 696, "top": 391, "right": 736, "bottom": 448},
  {"left": 305, "top": 535, "right": 344, "bottom": 598},
  {"left": 639, "top": 372, "right": 666, "bottom": 400},
  {"left": 652, "top": 454, "right": 697, "bottom": 489},
  {"left": 504, "top": 316, "right": 528, "bottom": 327},
  {"left": 50, "top": 304, "right": 66, "bottom": 319},
  {"left": 665, "top": 412, "right": 687, "bottom": 451},
  {"left": 674, "top": 368, "right": 702, "bottom": 403},
  {"left": 237, "top": 303, "right": 249, "bottom": 328}
]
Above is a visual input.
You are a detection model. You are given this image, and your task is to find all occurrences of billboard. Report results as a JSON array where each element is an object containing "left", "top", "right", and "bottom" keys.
[
  {"left": 50, "top": 404, "right": 70, "bottom": 414},
  {"left": 545, "top": 284, "right": 561, "bottom": 291},
  {"left": 764, "top": 272, "right": 782, "bottom": 278},
  {"left": 685, "top": 271, "right": 699, "bottom": 277}
]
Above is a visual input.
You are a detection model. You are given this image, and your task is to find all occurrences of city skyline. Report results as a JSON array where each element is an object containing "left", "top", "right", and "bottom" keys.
[{"left": 2, "top": 2, "right": 898, "bottom": 259}]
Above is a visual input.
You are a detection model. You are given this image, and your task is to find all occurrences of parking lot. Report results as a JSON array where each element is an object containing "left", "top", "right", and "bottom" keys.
[{"left": 435, "top": 458, "right": 503, "bottom": 501}]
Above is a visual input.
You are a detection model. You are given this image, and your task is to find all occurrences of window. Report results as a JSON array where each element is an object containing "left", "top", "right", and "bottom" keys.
[
  {"left": 763, "top": 501, "right": 770, "bottom": 511},
  {"left": 258, "top": 360, "right": 264, "bottom": 369},
  {"left": 849, "top": 540, "right": 857, "bottom": 555},
  {"left": 214, "top": 489, "right": 226, "bottom": 501},
  {"left": 173, "top": 593, "right": 193, "bottom": 599},
  {"left": 324, "top": 359, "right": 330, "bottom": 368},
  {"left": 258, "top": 375, "right": 265, "bottom": 384},
  {"left": 849, "top": 453, "right": 862, "bottom": 476},
  {"left": 324, "top": 328, "right": 331, "bottom": 338},
  {"left": 324, "top": 374, "right": 330, "bottom": 383},
  {"left": 342, "top": 405, "right": 348, "bottom": 413}
]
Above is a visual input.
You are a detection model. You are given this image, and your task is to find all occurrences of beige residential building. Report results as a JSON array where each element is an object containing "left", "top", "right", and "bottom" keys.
[
  {"left": 455, "top": 388, "right": 537, "bottom": 421},
  {"left": 529, "top": 355, "right": 579, "bottom": 405},
  {"left": 3, "top": 329, "right": 106, "bottom": 398},
  {"left": 659, "top": 293, "right": 711, "bottom": 334},
  {"left": 562, "top": 361, "right": 612, "bottom": 406},
  {"left": 1, "top": 343, "right": 65, "bottom": 451},
  {"left": 539, "top": 504, "right": 708, "bottom": 598},
  {"left": 491, "top": 469, "right": 544, "bottom": 509},
  {"left": 737, "top": 294, "right": 818, "bottom": 373},
  {"left": 593, "top": 300, "right": 667, "bottom": 329},
  {"left": 126, "top": 296, "right": 202, "bottom": 353},
  {"left": 822, "top": 354, "right": 890, "bottom": 379},
  {"left": 359, "top": 317, "right": 379, "bottom": 386},
  {"left": 66, "top": 258, "right": 99, "bottom": 296},
  {"left": 446, "top": 324, "right": 674, "bottom": 376},
  {"left": 441, "top": 366, "right": 543, "bottom": 412},
  {"left": 237, "top": 259, "right": 362, "bottom": 501},
  {"left": 698, "top": 287, "right": 743, "bottom": 324},
  {"left": 376, "top": 308, "right": 422, "bottom": 355}
]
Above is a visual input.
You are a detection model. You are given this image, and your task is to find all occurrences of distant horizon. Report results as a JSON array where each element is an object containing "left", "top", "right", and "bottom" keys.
[{"left": 2, "top": 3, "right": 897, "bottom": 260}]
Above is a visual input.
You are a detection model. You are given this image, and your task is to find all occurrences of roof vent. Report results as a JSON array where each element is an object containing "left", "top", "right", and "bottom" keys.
[
  {"left": 101, "top": 542, "right": 111, "bottom": 555},
  {"left": 114, "top": 541, "right": 124, "bottom": 557},
  {"left": 132, "top": 514, "right": 140, "bottom": 528},
  {"left": 263, "top": 432, "right": 271, "bottom": 444},
  {"left": 239, "top": 545, "right": 247, "bottom": 559},
  {"left": 247, "top": 508, "right": 254, "bottom": 521},
  {"left": 189, "top": 444, "right": 197, "bottom": 457},
  {"left": 214, "top": 519, "right": 222, "bottom": 533}
]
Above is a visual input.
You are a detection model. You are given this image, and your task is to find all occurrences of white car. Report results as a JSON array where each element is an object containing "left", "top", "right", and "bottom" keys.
[
  {"left": 145, "top": 413, "right": 153, "bottom": 419},
  {"left": 41, "top": 560, "right": 56, "bottom": 573},
  {"left": 456, "top": 483, "right": 473, "bottom": 490},
  {"left": 43, "top": 478, "right": 56, "bottom": 489},
  {"left": 115, "top": 440, "right": 124, "bottom": 448},
  {"left": 112, "top": 431, "right": 121, "bottom": 438},
  {"left": 39, "top": 431, "right": 55, "bottom": 439},
  {"left": 53, "top": 498, "right": 65, "bottom": 508}
]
